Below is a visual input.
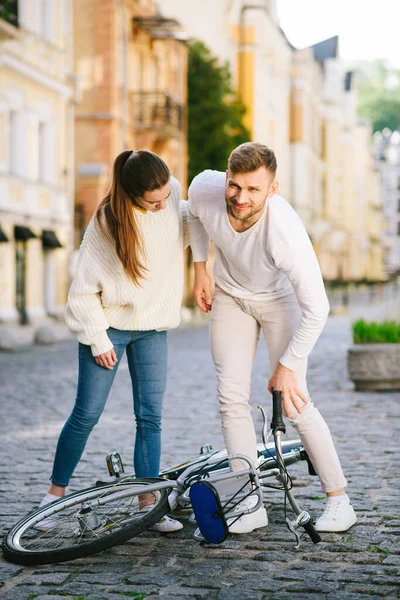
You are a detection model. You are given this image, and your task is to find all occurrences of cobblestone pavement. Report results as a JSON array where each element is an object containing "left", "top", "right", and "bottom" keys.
[{"left": 0, "top": 316, "right": 399, "bottom": 600}]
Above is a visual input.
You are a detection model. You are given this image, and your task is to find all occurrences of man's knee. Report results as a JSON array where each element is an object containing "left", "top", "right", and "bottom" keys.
[{"left": 286, "top": 401, "right": 318, "bottom": 425}]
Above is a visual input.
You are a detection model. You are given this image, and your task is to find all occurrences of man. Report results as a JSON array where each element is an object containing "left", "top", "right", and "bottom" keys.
[{"left": 188, "top": 142, "right": 357, "bottom": 534}]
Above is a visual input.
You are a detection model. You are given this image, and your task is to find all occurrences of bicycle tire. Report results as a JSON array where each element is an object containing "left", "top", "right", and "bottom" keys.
[{"left": 2, "top": 478, "right": 170, "bottom": 566}]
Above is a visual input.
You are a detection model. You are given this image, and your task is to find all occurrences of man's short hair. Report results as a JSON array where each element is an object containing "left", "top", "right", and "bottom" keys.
[{"left": 228, "top": 142, "right": 277, "bottom": 176}]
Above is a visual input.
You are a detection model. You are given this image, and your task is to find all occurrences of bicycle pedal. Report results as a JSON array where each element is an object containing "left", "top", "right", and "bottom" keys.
[
  {"left": 190, "top": 481, "right": 228, "bottom": 544},
  {"left": 106, "top": 452, "right": 125, "bottom": 477}
]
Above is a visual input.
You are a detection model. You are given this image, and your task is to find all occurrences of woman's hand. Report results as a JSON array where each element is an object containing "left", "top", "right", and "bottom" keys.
[
  {"left": 95, "top": 348, "right": 118, "bottom": 370},
  {"left": 268, "top": 363, "right": 308, "bottom": 418}
]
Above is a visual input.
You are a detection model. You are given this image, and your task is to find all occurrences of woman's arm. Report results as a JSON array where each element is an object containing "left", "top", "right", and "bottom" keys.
[{"left": 65, "top": 223, "right": 113, "bottom": 357}]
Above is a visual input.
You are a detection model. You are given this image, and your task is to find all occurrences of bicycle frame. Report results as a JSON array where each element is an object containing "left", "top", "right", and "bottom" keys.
[{"left": 102, "top": 391, "right": 320, "bottom": 548}]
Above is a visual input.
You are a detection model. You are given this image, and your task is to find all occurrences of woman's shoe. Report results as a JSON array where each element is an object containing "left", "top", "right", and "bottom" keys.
[
  {"left": 315, "top": 497, "right": 357, "bottom": 532},
  {"left": 141, "top": 505, "right": 183, "bottom": 532}
]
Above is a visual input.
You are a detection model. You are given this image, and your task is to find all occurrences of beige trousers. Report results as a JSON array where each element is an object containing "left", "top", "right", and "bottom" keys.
[{"left": 210, "top": 286, "right": 347, "bottom": 493}]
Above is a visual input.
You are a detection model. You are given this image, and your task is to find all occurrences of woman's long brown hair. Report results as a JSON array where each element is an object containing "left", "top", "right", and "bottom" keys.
[{"left": 95, "top": 150, "right": 170, "bottom": 285}]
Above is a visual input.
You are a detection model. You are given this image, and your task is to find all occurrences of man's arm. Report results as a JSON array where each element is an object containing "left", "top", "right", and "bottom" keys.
[
  {"left": 267, "top": 202, "right": 330, "bottom": 416},
  {"left": 275, "top": 239, "right": 330, "bottom": 372},
  {"left": 270, "top": 204, "right": 330, "bottom": 370},
  {"left": 188, "top": 179, "right": 212, "bottom": 312}
]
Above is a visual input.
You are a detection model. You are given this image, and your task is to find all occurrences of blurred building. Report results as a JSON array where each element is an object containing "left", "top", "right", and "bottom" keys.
[
  {"left": 163, "top": 0, "right": 387, "bottom": 283},
  {"left": 374, "top": 130, "right": 400, "bottom": 276},
  {"left": 162, "top": 0, "right": 292, "bottom": 197},
  {"left": 0, "top": 1, "right": 75, "bottom": 325},
  {"left": 74, "top": 0, "right": 188, "bottom": 240},
  {"left": 293, "top": 39, "right": 385, "bottom": 282}
]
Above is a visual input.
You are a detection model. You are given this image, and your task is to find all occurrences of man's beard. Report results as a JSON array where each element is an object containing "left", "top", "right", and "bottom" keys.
[{"left": 225, "top": 196, "right": 264, "bottom": 221}]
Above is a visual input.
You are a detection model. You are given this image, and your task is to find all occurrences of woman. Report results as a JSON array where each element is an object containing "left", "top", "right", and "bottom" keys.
[{"left": 39, "top": 150, "right": 188, "bottom": 532}]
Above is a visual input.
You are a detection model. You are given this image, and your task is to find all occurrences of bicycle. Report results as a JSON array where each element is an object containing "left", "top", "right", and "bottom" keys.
[{"left": 2, "top": 391, "right": 321, "bottom": 566}]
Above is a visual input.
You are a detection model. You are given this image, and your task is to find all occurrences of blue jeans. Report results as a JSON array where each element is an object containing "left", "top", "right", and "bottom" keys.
[{"left": 51, "top": 328, "right": 168, "bottom": 487}]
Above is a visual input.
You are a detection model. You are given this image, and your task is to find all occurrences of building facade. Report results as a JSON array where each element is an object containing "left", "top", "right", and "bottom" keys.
[
  {"left": 0, "top": 0, "right": 75, "bottom": 325},
  {"left": 162, "top": 0, "right": 292, "bottom": 196},
  {"left": 163, "top": 0, "right": 387, "bottom": 283},
  {"left": 374, "top": 130, "right": 400, "bottom": 276},
  {"left": 74, "top": 0, "right": 188, "bottom": 240}
]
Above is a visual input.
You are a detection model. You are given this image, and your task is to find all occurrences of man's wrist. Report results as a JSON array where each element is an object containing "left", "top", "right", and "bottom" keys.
[
  {"left": 276, "top": 362, "right": 294, "bottom": 373},
  {"left": 194, "top": 261, "right": 208, "bottom": 274}
]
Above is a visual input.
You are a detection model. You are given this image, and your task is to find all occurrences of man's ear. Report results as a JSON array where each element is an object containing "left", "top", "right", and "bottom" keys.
[
  {"left": 268, "top": 180, "right": 279, "bottom": 197},
  {"left": 225, "top": 170, "right": 229, "bottom": 184}
]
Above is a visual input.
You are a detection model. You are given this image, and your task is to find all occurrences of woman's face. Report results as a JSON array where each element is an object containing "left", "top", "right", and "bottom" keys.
[{"left": 135, "top": 181, "right": 171, "bottom": 212}]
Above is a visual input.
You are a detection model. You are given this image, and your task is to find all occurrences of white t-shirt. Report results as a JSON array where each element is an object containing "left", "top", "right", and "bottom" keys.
[{"left": 188, "top": 169, "right": 330, "bottom": 370}]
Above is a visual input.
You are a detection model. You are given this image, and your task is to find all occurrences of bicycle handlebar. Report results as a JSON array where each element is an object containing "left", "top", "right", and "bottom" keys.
[
  {"left": 303, "top": 520, "right": 321, "bottom": 544},
  {"left": 270, "top": 390, "right": 286, "bottom": 433}
]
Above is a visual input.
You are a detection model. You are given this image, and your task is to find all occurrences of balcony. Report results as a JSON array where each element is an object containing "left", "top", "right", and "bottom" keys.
[
  {"left": 133, "top": 16, "right": 188, "bottom": 42},
  {"left": 0, "top": 0, "right": 19, "bottom": 40},
  {"left": 132, "top": 92, "right": 184, "bottom": 139}
]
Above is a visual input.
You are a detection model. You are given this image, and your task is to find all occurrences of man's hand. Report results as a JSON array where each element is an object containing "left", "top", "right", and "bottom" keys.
[
  {"left": 268, "top": 363, "right": 308, "bottom": 418},
  {"left": 95, "top": 348, "right": 118, "bottom": 370},
  {"left": 193, "top": 262, "right": 212, "bottom": 313}
]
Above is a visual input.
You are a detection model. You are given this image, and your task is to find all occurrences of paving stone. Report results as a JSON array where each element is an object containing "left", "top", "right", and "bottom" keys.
[
  {"left": 326, "top": 594, "right": 382, "bottom": 600},
  {"left": 0, "top": 318, "right": 399, "bottom": 599},
  {"left": 218, "top": 587, "right": 264, "bottom": 600},
  {"left": 271, "top": 595, "right": 327, "bottom": 600},
  {"left": 18, "top": 572, "right": 70, "bottom": 586},
  {"left": 283, "top": 580, "right": 340, "bottom": 593},
  {"left": 371, "top": 575, "right": 400, "bottom": 586},
  {"left": 345, "top": 583, "right": 399, "bottom": 596}
]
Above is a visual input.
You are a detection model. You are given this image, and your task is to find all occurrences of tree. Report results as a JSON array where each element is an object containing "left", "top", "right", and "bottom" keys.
[
  {"left": 188, "top": 41, "right": 250, "bottom": 184},
  {"left": 356, "top": 60, "right": 400, "bottom": 133}
]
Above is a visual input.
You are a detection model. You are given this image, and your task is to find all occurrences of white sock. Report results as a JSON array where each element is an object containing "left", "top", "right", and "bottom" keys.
[
  {"left": 40, "top": 492, "right": 63, "bottom": 507},
  {"left": 327, "top": 493, "right": 350, "bottom": 504}
]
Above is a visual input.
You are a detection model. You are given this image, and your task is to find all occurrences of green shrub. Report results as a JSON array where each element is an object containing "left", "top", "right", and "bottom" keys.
[{"left": 352, "top": 319, "right": 400, "bottom": 344}]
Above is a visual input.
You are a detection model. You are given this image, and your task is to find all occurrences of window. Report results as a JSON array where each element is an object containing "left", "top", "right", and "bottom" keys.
[
  {"left": 38, "top": 121, "right": 46, "bottom": 181},
  {"left": 398, "top": 221, "right": 400, "bottom": 236},
  {"left": 36, "top": 0, "right": 53, "bottom": 42},
  {"left": 398, "top": 198, "right": 400, "bottom": 213},
  {"left": 9, "top": 110, "right": 19, "bottom": 175}
]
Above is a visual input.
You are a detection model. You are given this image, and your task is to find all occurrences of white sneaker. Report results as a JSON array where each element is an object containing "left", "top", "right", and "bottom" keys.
[
  {"left": 315, "top": 497, "right": 357, "bottom": 532},
  {"left": 149, "top": 514, "right": 184, "bottom": 533},
  {"left": 140, "top": 505, "right": 183, "bottom": 533},
  {"left": 34, "top": 493, "right": 63, "bottom": 530},
  {"left": 227, "top": 495, "right": 268, "bottom": 534}
]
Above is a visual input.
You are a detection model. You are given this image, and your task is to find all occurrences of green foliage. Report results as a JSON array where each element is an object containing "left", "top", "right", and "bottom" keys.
[
  {"left": 356, "top": 60, "right": 400, "bottom": 133},
  {"left": 0, "top": 0, "right": 18, "bottom": 26},
  {"left": 352, "top": 319, "right": 400, "bottom": 344},
  {"left": 188, "top": 41, "right": 250, "bottom": 184},
  {"left": 367, "top": 545, "right": 390, "bottom": 556}
]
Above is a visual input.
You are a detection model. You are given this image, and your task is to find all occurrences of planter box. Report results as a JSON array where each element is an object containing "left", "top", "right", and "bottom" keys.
[{"left": 348, "top": 344, "right": 400, "bottom": 391}]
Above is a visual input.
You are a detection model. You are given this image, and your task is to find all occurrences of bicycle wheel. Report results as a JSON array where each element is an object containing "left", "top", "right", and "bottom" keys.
[{"left": 2, "top": 478, "right": 170, "bottom": 566}]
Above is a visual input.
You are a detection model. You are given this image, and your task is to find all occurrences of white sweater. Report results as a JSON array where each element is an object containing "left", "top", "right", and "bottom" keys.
[
  {"left": 188, "top": 170, "right": 330, "bottom": 371},
  {"left": 66, "top": 177, "right": 188, "bottom": 356}
]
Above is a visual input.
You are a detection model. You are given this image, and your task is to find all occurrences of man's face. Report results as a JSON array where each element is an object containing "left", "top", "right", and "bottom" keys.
[{"left": 225, "top": 167, "right": 278, "bottom": 222}]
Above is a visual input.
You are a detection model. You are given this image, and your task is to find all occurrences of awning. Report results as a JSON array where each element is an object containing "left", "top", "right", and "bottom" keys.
[
  {"left": 0, "top": 226, "right": 9, "bottom": 243},
  {"left": 42, "top": 230, "right": 63, "bottom": 249},
  {"left": 14, "top": 226, "right": 36, "bottom": 241},
  {"left": 133, "top": 16, "right": 188, "bottom": 41}
]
